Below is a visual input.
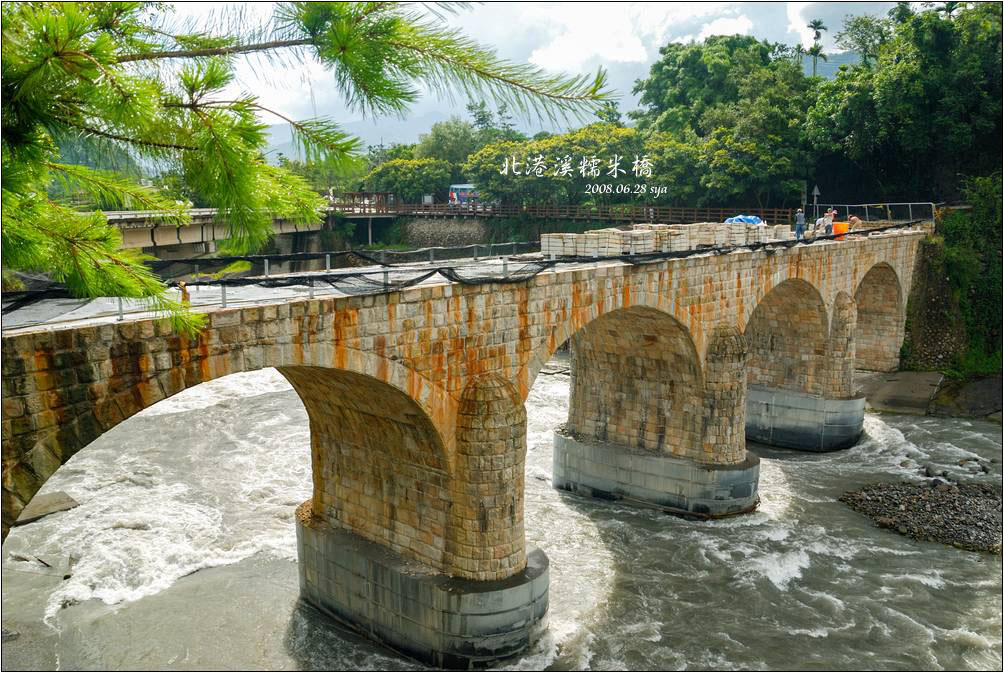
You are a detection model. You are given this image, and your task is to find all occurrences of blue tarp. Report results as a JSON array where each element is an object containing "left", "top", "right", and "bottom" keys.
[{"left": 724, "top": 215, "right": 763, "bottom": 224}]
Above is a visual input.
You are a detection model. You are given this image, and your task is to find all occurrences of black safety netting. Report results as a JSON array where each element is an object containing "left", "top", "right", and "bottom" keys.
[{"left": 1, "top": 222, "right": 922, "bottom": 327}]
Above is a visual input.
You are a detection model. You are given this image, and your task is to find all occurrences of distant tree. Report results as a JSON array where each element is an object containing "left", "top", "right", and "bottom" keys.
[
  {"left": 792, "top": 43, "right": 806, "bottom": 66},
  {"left": 808, "top": 19, "right": 828, "bottom": 42},
  {"left": 465, "top": 101, "right": 527, "bottom": 144},
  {"left": 937, "top": 2, "right": 965, "bottom": 19},
  {"left": 595, "top": 102, "right": 623, "bottom": 126},
  {"left": 836, "top": 14, "right": 893, "bottom": 65},
  {"left": 463, "top": 124, "right": 644, "bottom": 206},
  {"left": 414, "top": 118, "right": 480, "bottom": 180},
  {"left": 807, "top": 43, "right": 828, "bottom": 76},
  {"left": 278, "top": 154, "right": 369, "bottom": 196},
  {"left": 630, "top": 35, "right": 790, "bottom": 136},
  {"left": 805, "top": 2, "right": 1002, "bottom": 199},
  {"left": 467, "top": 101, "right": 496, "bottom": 133},
  {"left": 367, "top": 143, "right": 416, "bottom": 169},
  {"left": 644, "top": 134, "right": 703, "bottom": 205},
  {"left": 363, "top": 158, "right": 451, "bottom": 202},
  {"left": 889, "top": 2, "right": 915, "bottom": 24}
]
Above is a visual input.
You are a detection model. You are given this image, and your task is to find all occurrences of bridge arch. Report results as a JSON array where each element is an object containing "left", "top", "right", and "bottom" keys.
[
  {"left": 519, "top": 286, "right": 698, "bottom": 402},
  {"left": 279, "top": 365, "right": 452, "bottom": 571},
  {"left": 854, "top": 263, "right": 904, "bottom": 372},
  {"left": 744, "top": 278, "right": 830, "bottom": 396},
  {"left": 544, "top": 304, "right": 756, "bottom": 515},
  {"left": 564, "top": 305, "right": 705, "bottom": 461},
  {"left": 1, "top": 320, "right": 457, "bottom": 553}
]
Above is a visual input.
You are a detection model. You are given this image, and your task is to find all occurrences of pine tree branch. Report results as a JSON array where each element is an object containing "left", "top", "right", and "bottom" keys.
[
  {"left": 116, "top": 38, "right": 313, "bottom": 63},
  {"left": 389, "top": 38, "right": 606, "bottom": 105},
  {"left": 59, "top": 119, "right": 198, "bottom": 151}
]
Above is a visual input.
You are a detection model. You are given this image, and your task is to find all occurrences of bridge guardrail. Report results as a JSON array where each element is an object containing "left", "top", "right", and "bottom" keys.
[
  {"left": 328, "top": 202, "right": 797, "bottom": 225},
  {"left": 809, "top": 202, "right": 937, "bottom": 230},
  {"left": 99, "top": 203, "right": 799, "bottom": 226}
]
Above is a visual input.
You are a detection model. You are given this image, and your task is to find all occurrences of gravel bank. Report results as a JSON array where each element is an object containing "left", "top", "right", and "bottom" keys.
[{"left": 840, "top": 480, "right": 1002, "bottom": 553}]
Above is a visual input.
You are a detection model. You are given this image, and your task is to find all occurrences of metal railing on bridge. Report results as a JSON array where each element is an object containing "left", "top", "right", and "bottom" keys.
[
  {"left": 809, "top": 202, "right": 938, "bottom": 226},
  {"left": 328, "top": 201, "right": 797, "bottom": 225}
]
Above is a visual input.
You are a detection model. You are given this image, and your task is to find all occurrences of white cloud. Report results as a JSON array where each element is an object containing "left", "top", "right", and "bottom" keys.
[
  {"left": 523, "top": 2, "right": 730, "bottom": 72},
  {"left": 697, "top": 15, "right": 754, "bottom": 40},
  {"left": 786, "top": 2, "right": 816, "bottom": 48}
]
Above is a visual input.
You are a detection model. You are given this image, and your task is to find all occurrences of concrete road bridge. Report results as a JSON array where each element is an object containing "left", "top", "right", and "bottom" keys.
[{"left": 1, "top": 227, "right": 923, "bottom": 667}]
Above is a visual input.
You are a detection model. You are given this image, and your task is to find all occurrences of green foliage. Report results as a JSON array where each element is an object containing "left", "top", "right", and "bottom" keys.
[
  {"left": 414, "top": 117, "right": 480, "bottom": 180},
  {"left": 938, "top": 175, "right": 1002, "bottom": 366},
  {"left": 466, "top": 101, "right": 527, "bottom": 144},
  {"left": 644, "top": 134, "right": 702, "bottom": 205},
  {"left": 463, "top": 123, "right": 644, "bottom": 206},
  {"left": 835, "top": 14, "right": 893, "bottom": 65},
  {"left": 2, "top": 1, "right": 610, "bottom": 331},
  {"left": 808, "top": 19, "right": 828, "bottom": 41},
  {"left": 277, "top": 153, "right": 369, "bottom": 195},
  {"left": 804, "top": 2, "right": 1002, "bottom": 200},
  {"left": 629, "top": 35, "right": 790, "bottom": 136},
  {"left": 363, "top": 158, "right": 451, "bottom": 201},
  {"left": 366, "top": 142, "right": 416, "bottom": 169},
  {"left": 594, "top": 102, "right": 623, "bottom": 126}
]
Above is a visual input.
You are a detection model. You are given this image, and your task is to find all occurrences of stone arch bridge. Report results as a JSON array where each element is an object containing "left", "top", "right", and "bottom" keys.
[{"left": 1, "top": 230, "right": 922, "bottom": 667}]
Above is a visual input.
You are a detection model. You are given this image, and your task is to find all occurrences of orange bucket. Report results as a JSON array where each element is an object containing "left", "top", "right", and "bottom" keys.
[{"left": 833, "top": 221, "right": 849, "bottom": 240}]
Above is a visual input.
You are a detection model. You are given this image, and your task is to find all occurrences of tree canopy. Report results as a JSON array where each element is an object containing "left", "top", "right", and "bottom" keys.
[{"left": 363, "top": 158, "right": 451, "bottom": 202}]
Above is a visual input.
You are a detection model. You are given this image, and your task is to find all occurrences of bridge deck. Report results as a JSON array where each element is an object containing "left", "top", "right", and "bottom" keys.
[
  {"left": 1, "top": 230, "right": 921, "bottom": 336},
  {"left": 1, "top": 256, "right": 604, "bottom": 334}
]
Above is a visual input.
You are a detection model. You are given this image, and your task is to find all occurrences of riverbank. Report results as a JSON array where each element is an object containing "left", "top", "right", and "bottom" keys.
[{"left": 856, "top": 371, "right": 1002, "bottom": 421}]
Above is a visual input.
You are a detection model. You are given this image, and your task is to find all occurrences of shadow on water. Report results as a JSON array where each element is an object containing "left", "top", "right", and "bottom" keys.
[{"left": 282, "top": 599, "right": 429, "bottom": 671}]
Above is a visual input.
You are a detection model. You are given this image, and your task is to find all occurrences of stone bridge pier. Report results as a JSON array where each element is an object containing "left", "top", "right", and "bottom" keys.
[
  {"left": 552, "top": 309, "right": 759, "bottom": 516},
  {"left": 1, "top": 230, "right": 921, "bottom": 667}
]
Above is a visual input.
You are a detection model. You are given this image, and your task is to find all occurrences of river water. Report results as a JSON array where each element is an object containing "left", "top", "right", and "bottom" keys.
[{"left": 2, "top": 360, "right": 1001, "bottom": 670}]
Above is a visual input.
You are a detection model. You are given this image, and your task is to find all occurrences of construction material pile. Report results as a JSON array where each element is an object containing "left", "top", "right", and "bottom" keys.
[{"left": 540, "top": 222, "right": 795, "bottom": 259}]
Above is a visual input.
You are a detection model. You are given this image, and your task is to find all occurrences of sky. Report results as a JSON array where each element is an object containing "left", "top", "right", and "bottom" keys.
[{"left": 166, "top": 2, "right": 898, "bottom": 145}]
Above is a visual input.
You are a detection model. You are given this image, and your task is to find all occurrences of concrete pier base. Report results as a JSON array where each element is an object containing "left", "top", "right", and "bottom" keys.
[
  {"left": 552, "top": 429, "right": 759, "bottom": 516},
  {"left": 745, "top": 384, "right": 865, "bottom": 451},
  {"left": 295, "top": 513, "right": 549, "bottom": 669}
]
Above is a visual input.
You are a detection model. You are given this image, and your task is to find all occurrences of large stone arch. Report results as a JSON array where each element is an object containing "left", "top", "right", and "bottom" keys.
[
  {"left": 744, "top": 280, "right": 865, "bottom": 451},
  {"left": 1, "top": 312, "right": 455, "bottom": 541},
  {"left": 280, "top": 366, "right": 451, "bottom": 571},
  {"left": 854, "top": 263, "right": 904, "bottom": 372},
  {"left": 518, "top": 285, "right": 698, "bottom": 404},
  {"left": 547, "top": 305, "right": 757, "bottom": 516},
  {"left": 565, "top": 305, "right": 704, "bottom": 461},
  {"left": 744, "top": 278, "right": 830, "bottom": 396}
]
